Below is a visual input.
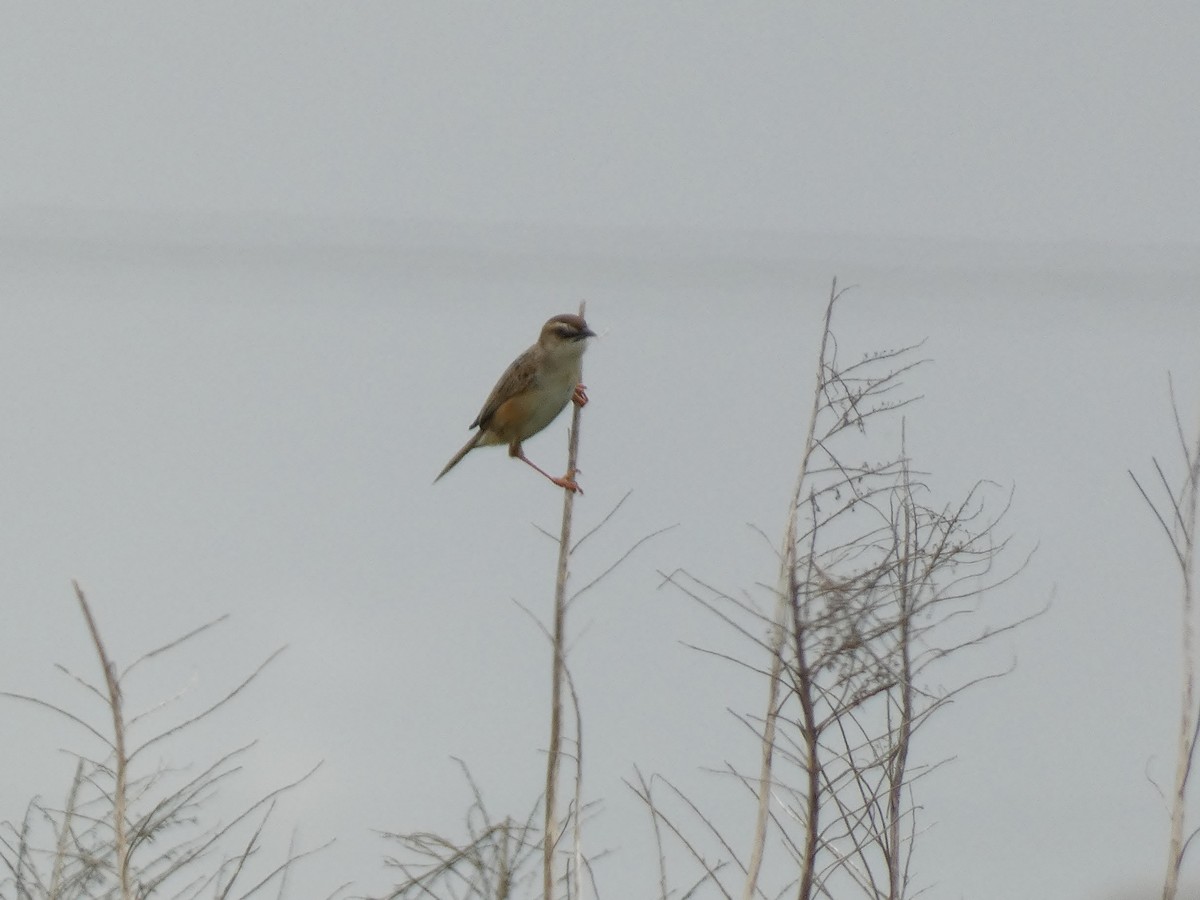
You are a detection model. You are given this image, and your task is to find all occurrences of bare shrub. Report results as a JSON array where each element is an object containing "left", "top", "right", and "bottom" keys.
[
  {"left": 1129, "top": 379, "right": 1200, "bottom": 900},
  {"left": 648, "top": 281, "right": 1039, "bottom": 900},
  {"left": 0, "top": 582, "right": 327, "bottom": 900}
]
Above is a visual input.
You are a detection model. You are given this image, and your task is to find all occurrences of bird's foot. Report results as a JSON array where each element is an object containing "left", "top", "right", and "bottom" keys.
[
  {"left": 517, "top": 449, "right": 584, "bottom": 493},
  {"left": 572, "top": 384, "right": 589, "bottom": 407},
  {"left": 551, "top": 471, "right": 583, "bottom": 494}
]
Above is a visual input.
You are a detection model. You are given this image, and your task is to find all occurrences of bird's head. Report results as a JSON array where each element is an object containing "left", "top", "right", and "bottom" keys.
[{"left": 539, "top": 313, "right": 596, "bottom": 358}]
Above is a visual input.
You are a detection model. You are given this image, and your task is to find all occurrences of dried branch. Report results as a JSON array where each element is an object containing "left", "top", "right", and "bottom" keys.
[
  {"left": 655, "top": 281, "right": 1034, "bottom": 900},
  {"left": 1, "top": 584, "right": 323, "bottom": 900},
  {"left": 544, "top": 299, "right": 586, "bottom": 900},
  {"left": 1131, "top": 383, "right": 1200, "bottom": 900}
]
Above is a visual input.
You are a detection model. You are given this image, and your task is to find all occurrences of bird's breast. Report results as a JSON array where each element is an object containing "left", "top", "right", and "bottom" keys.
[
  {"left": 487, "top": 358, "right": 580, "bottom": 444},
  {"left": 520, "top": 361, "right": 580, "bottom": 439}
]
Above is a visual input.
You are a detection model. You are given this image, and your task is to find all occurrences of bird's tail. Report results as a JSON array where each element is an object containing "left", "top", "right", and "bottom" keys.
[{"left": 434, "top": 432, "right": 483, "bottom": 483}]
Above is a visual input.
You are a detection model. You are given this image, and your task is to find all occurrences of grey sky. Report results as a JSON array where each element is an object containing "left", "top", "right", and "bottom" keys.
[
  {"left": 3, "top": 3, "right": 1198, "bottom": 242},
  {"left": 1, "top": 5, "right": 1199, "bottom": 900}
]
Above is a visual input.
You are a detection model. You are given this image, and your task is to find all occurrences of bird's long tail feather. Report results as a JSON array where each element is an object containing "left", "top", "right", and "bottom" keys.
[{"left": 434, "top": 432, "right": 483, "bottom": 483}]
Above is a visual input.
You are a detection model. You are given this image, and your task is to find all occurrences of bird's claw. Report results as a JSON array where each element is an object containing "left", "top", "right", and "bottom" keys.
[
  {"left": 572, "top": 384, "right": 589, "bottom": 407},
  {"left": 552, "top": 474, "right": 584, "bottom": 494}
]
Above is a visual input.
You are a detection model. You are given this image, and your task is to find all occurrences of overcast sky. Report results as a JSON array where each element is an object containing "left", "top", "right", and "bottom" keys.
[
  {"left": 1, "top": 5, "right": 1199, "bottom": 900},
  {"left": 3, "top": 3, "right": 1199, "bottom": 243}
]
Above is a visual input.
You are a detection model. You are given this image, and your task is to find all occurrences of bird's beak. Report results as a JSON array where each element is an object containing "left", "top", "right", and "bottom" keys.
[{"left": 578, "top": 327, "right": 596, "bottom": 340}]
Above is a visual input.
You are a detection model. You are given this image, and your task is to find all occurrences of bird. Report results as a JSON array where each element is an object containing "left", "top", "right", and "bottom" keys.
[{"left": 435, "top": 313, "right": 596, "bottom": 492}]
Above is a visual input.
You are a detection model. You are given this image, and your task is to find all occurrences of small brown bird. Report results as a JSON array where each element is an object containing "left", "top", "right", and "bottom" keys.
[{"left": 435, "top": 313, "right": 596, "bottom": 492}]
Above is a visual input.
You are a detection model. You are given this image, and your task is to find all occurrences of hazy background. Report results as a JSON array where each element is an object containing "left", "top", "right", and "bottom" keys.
[{"left": 1, "top": 4, "right": 1198, "bottom": 898}]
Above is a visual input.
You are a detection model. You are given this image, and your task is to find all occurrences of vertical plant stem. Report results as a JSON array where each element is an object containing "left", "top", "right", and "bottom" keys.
[
  {"left": 789, "top": 549, "right": 821, "bottom": 900},
  {"left": 49, "top": 759, "right": 86, "bottom": 899},
  {"left": 743, "top": 283, "right": 838, "bottom": 900},
  {"left": 568, "top": 666, "right": 586, "bottom": 900},
  {"left": 73, "top": 580, "right": 132, "bottom": 900},
  {"left": 1164, "top": 425, "right": 1200, "bottom": 900},
  {"left": 887, "top": 443, "right": 916, "bottom": 900},
  {"left": 544, "top": 301, "right": 587, "bottom": 900}
]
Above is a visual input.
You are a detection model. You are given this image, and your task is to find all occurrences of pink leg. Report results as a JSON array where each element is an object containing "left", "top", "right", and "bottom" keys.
[
  {"left": 572, "top": 383, "right": 588, "bottom": 407},
  {"left": 514, "top": 447, "right": 583, "bottom": 494}
]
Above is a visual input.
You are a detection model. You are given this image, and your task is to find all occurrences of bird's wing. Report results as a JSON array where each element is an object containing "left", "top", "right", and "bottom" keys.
[{"left": 470, "top": 344, "right": 541, "bottom": 430}]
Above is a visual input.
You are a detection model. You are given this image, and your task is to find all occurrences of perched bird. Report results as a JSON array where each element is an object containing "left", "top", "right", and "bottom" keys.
[{"left": 435, "top": 313, "right": 596, "bottom": 492}]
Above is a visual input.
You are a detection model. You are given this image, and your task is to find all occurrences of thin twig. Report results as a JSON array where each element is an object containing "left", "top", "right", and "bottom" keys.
[{"left": 544, "top": 299, "right": 587, "bottom": 900}]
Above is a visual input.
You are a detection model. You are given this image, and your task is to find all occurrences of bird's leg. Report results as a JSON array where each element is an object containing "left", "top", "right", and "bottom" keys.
[
  {"left": 511, "top": 443, "right": 582, "bottom": 494},
  {"left": 572, "top": 383, "right": 588, "bottom": 407}
]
